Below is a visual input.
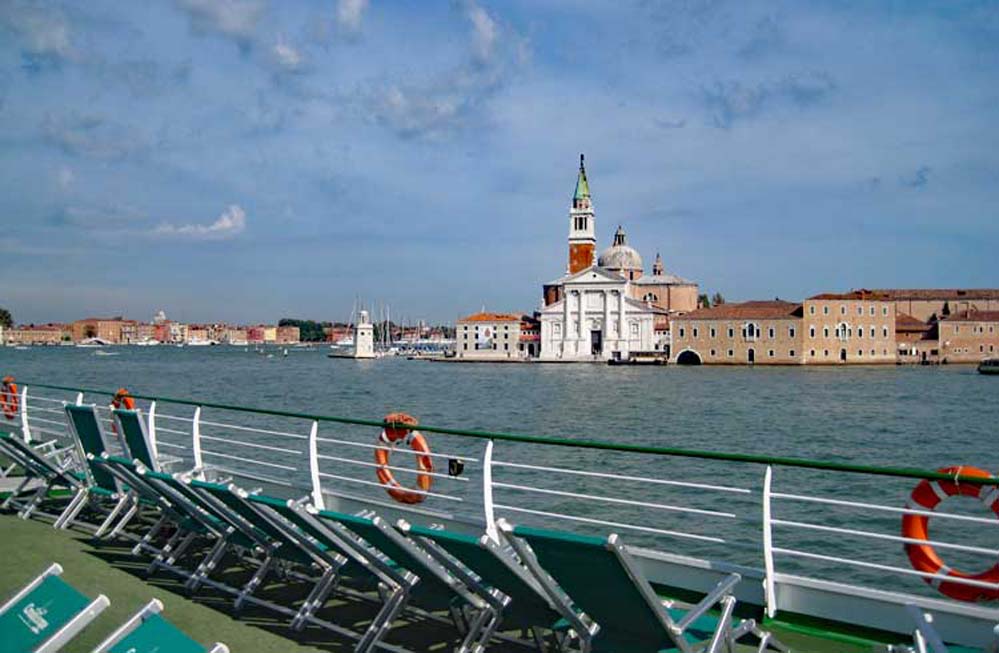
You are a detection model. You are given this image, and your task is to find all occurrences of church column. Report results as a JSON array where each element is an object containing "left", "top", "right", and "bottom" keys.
[
  {"left": 603, "top": 289, "right": 611, "bottom": 344},
  {"left": 562, "top": 292, "right": 570, "bottom": 355},
  {"left": 618, "top": 290, "right": 626, "bottom": 346}
]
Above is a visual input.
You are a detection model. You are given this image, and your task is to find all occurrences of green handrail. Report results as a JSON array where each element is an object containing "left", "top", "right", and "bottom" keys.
[{"left": 15, "top": 379, "right": 999, "bottom": 486}]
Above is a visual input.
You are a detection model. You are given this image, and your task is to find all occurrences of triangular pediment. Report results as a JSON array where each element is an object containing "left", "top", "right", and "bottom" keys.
[{"left": 560, "top": 265, "right": 627, "bottom": 285}]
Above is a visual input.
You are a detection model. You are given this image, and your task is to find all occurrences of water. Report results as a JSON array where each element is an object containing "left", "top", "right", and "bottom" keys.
[{"left": 3, "top": 345, "right": 997, "bottom": 598}]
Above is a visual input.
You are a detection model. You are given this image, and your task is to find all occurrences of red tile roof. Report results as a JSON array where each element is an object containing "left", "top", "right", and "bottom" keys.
[
  {"left": 940, "top": 310, "right": 999, "bottom": 322},
  {"left": 675, "top": 300, "right": 803, "bottom": 321},
  {"left": 895, "top": 313, "right": 930, "bottom": 333},
  {"left": 808, "top": 289, "right": 892, "bottom": 301},
  {"left": 459, "top": 312, "right": 524, "bottom": 323},
  {"left": 872, "top": 289, "right": 999, "bottom": 300}
]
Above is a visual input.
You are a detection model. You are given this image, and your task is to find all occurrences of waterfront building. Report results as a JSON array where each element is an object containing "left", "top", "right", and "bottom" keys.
[
  {"left": 187, "top": 324, "right": 211, "bottom": 344},
  {"left": 895, "top": 313, "right": 937, "bottom": 363},
  {"left": 276, "top": 325, "right": 300, "bottom": 344},
  {"left": 538, "top": 156, "right": 688, "bottom": 361},
  {"left": 873, "top": 289, "right": 999, "bottom": 323},
  {"left": 223, "top": 327, "right": 248, "bottom": 345},
  {"left": 802, "top": 291, "right": 896, "bottom": 364},
  {"left": 4, "top": 323, "right": 66, "bottom": 345},
  {"left": 71, "top": 317, "right": 127, "bottom": 343},
  {"left": 671, "top": 290, "right": 897, "bottom": 365},
  {"left": 263, "top": 326, "right": 278, "bottom": 343},
  {"left": 354, "top": 310, "right": 375, "bottom": 358},
  {"left": 937, "top": 310, "right": 999, "bottom": 363},
  {"left": 456, "top": 313, "right": 538, "bottom": 360},
  {"left": 672, "top": 301, "right": 804, "bottom": 365}
]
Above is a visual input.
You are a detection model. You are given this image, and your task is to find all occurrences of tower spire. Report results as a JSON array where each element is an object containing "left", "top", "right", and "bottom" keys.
[{"left": 573, "top": 153, "right": 590, "bottom": 203}]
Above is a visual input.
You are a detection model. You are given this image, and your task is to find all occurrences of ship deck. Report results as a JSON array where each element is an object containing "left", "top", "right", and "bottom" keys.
[{"left": 0, "top": 507, "right": 875, "bottom": 653}]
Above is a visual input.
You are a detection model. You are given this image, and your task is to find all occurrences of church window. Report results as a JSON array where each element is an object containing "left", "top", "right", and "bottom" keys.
[
  {"left": 809, "top": 326, "right": 815, "bottom": 338},
  {"left": 692, "top": 327, "right": 698, "bottom": 338},
  {"left": 768, "top": 327, "right": 775, "bottom": 339},
  {"left": 505, "top": 344, "right": 509, "bottom": 351},
  {"left": 710, "top": 327, "right": 716, "bottom": 338},
  {"left": 630, "top": 323, "right": 639, "bottom": 336},
  {"left": 679, "top": 327, "right": 685, "bottom": 338},
  {"left": 789, "top": 327, "right": 796, "bottom": 338},
  {"left": 727, "top": 327, "right": 734, "bottom": 338}
]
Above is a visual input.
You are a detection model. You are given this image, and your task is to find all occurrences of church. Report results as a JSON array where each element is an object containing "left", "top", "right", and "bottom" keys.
[{"left": 538, "top": 156, "right": 699, "bottom": 361}]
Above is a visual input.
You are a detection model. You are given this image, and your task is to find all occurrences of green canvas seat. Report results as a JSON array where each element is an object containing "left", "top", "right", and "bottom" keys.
[
  {"left": 400, "top": 520, "right": 594, "bottom": 651},
  {"left": 60, "top": 405, "right": 132, "bottom": 536},
  {"left": 0, "top": 432, "right": 83, "bottom": 520},
  {"left": 310, "top": 506, "right": 504, "bottom": 653},
  {"left": 0, "top": 563, "right": 109, "bottom": 653},
  {"left": 92, "top": 598, "right": 228, "bottom": 653},
  {"left": 110, "top": 409, "right": 159, "bottom": 471},
  {"left": 500, "top": 520, "right": 786, "bottom": 653}
]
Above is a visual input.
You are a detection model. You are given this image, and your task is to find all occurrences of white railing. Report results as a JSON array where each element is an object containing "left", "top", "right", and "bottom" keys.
[{"left": 6, "top": 382, "right": 998, "bottom": 627}]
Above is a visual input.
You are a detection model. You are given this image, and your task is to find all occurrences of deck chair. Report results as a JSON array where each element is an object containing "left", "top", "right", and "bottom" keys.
[
  {"left": 0, "top": 432, "right": 83, "bottom": 519},
  {"left": 61, "top": 405, "right": 132, "bottom": 535},
  {"left": 903, "top": 604, "right": 999, "bottom": 653},
  {"left": 182, "top": 479, "right": 350, "bottom": 625},
  {"left": 109, "top": 409, "right": 159, "bottom": 471},
  {"left": 310, "top": 505, "right": 505, "bottom": 653},
  {"left": 399, "top": 520, "right": 596, "bottom": 652},
  {"left": 272, "top": 497, "right": 419, "bottom": 652},
  {"left": 92, "top": 598, "right": 228, "bottom": 653},
  {"left": 0, "top": 563, "right": 109, "bottom": 653},
  {"left": 499, "top": 520, "right": 787, "bottom": 653}
]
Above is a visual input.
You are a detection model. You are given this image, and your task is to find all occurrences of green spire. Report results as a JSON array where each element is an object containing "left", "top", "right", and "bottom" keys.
[{"left": 573, "top": 153, "right": 590, "bottom": 200}]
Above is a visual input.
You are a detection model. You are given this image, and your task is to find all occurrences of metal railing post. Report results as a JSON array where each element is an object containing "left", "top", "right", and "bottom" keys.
[
  {"left": 309, "top": 420, "right": 324, "bottom": 510},
  {"left": 192, "top": 406, "right": 203, "bottom": 475},
  {"left": 762, "top": 465, "right": 777, "bottom": 618},
  {"left": 20, "top": 385, "right": 32, "bottom": 443},
  {"left": 483, "top": 439, "right": 497, "bottom": 541},
  {"left": 147, "top": 400, "right": 159, "bottom": 461}
]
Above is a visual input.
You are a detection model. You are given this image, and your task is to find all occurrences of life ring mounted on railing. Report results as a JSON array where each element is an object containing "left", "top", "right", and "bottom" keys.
[
  {"left": 375, "top": 412, "right": 434, "bottom": 504},
  {"left": 1, "top": 376, "right": 19, "bottom": 420},
  {"left": 902, "top": 465, "right": 999, "bottom": 602},
  {"left": 109, "top": 387, "right": 136, "bottom": 435}
]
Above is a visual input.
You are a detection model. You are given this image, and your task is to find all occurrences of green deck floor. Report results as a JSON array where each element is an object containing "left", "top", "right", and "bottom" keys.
[{"left": 0, "top": 511, "right": 888, "bottom": 653}]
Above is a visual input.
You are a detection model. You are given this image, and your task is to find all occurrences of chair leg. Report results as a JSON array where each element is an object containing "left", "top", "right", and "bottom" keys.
[
  {"left": 458, "top": 606, "right": 494, "bottom": 653},
  {"left": 163, "top": 532, "right": 197, "bottom": 568},
  {"left": 108, "top": 499, "right": 140, "bottom": 539},
  {"left": 133, "top": 515, "right": 169, "bottom": 555},
  {"left": 18, "top": 479, "right": 55, "bottom": 519},
  {"left": 234, "top": 554, "right": 274, "bottom": 612},
  {"left": 95, "top": 495, "right": 131, "bottom": 538},
  {"left": 291, "top": 565, "right": 339, "bottom": 631},
  {"left": 54, "top": 488, "right": 88, "bottom": 529},
  {"left": 186, "top": 537, "right": 229, "bottom": 592},
  {"left": 1, "top": 475, "right": 32, "bottom": 510},
  {"left": 354, "top": 585, "right": 408, "bottom": 653}
]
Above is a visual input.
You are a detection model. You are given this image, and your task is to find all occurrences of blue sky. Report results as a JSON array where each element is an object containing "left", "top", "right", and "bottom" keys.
[{"left": 1, "top": 1, "right": 997, "bottom": 325}]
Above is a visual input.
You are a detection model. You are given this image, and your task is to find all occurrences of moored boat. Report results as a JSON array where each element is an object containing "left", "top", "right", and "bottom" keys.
[{"left": 978, "top": 358, "right": 999, "bottom": 375}]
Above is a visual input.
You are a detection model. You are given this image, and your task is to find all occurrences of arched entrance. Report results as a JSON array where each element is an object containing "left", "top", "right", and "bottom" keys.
[
  {"left": 748, "top": 348, "right": 756, "bottom": 364},
  {"left": 840, "top": 348, "right": 847, "bottom": 363},
  {"left": 676, "top": 350, "right": 702, "bottom": 366}
]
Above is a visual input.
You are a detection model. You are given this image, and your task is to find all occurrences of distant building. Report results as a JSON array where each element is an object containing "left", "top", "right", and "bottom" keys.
[
  {"left": 263, "top": 326, "right": 277, "bottom": 343},
  {"left": 538, "top": 156, "right": 685, "bottom": 361},
  {"left": 456, "top": 313, "right": 536, "bottom": 360},
  {"left": 354, "top": 311, "right": 375, "bottom": 358},
  {"left": 937, "top": 310, "right": 999, "bottom": 363},
  {"left": 873, "top": 289, "right": 999, "bottom": 323},
  {"left": 276, "top": 325, "right": 300, "bottom": 344},
  {"left": 71, "top": 318, "right": 127, "bottom": 343},
  {"left": 671, "top": 290, "right": 897, "bottom": 365},
  {"left": 5, "top": 324, "right": 66, "bottom": 345},
  {"left": 895, "top": 313, "right": 937, "bottom": 363}
]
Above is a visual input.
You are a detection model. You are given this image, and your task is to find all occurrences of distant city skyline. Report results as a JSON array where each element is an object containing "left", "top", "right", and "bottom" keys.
[{"left": 2, "top": 1, "right": 997, "bottom": 324}]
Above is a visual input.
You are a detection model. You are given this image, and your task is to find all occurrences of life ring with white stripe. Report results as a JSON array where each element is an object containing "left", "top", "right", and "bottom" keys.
[
  {"left": 110, "top": 388, "right": 136, "bottom": 436},
  {"left": 1, "top": 376, "right": 19, "bottom": 420},
  {"left": 375, "top": 412, "right": 433, "bottom": 504},
  {"left": 902, "top": 466, "right": 999, "bottom": 602}
]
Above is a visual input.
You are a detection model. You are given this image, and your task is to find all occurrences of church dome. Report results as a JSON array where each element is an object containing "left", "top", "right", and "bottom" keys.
[{"left": 598, "top": 226, "right": 643, "bottom": 273}]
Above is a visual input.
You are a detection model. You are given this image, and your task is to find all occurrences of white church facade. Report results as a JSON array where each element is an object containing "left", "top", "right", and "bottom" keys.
[{"left": 539, "top": 155, "right": 688, "bottom": 361}]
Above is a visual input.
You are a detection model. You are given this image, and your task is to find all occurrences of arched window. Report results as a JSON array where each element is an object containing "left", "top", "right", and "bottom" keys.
[
  {"left": 742, "top": 322, "right": 760, "bottom": 341},
  {"left": 835, "top": 322, "right": 851, "bottom": 341}
]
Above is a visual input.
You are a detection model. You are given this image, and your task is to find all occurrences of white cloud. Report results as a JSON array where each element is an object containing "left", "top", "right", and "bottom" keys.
[
  {"left": 56, "top": 166, "right": 75, "bottom": 190},
  {"left": 271, "top": 39, "right": 304, "bottom": 71},
  {"left": 175, "top": 0, "right": 265, "bottom": 46},
  {"left": 154, "top": 205, "right": 247, "bottom": 240},
  {"left": 336, "top": 0, "right": 368, "bottom": 33},
  {"left": 466, "top": 2, "right": 497, "bottom": 64}
]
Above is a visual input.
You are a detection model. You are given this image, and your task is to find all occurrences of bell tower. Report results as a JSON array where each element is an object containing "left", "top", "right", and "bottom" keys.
[{"left": 567, "top": 154, "right": 596, "bottom": 274}]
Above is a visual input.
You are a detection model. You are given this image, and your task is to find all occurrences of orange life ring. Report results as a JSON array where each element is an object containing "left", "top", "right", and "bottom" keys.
[
  {"left": 374, "top": 412, "right": 433, "bottom": 504},
  {"left": 902, "top": 466, "right": 999, "bottom": 602},
  {"left": 110, "top": 388, "right": 136, "bottom": 435},
  {"left": 1, "top": 376, "right": 19, "bottom": 420}
]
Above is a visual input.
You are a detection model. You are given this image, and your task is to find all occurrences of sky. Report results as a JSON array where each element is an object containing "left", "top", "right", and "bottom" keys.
[{"left": 1, "top": 0, "right": 997, "bottom": 325}]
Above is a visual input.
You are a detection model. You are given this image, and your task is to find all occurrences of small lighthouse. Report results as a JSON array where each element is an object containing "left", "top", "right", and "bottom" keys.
[{"left": 354, "top": 310, "right": 375, "bottom": 359}]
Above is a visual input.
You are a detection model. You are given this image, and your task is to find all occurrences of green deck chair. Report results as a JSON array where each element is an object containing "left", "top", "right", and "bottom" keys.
[
  {"left": 276, "top": 498, "right": 419, "bottom": 653},
  {"left": 311, "top": 506, "right": 505, "bottom": 653},
  {"left": 92, "top": 598, "right": 228, "bottom": 653},
  {"left": 110, "top": 409, "right": 159, "bottom": 471},
  {"left": 499, "top": 519, "right": 786, "bottom": 653},
  {"left": 399, "top": 520, "right": 596, "bottom": 652},
  {"left": 183, "top": 480, "right": 349, "bottom": 623},
  {"left": 0, "top": 563, "right": 109, "bottom": 653},
  {"left": 0, "top": 432, "right": 83, "bottom": 520},
  {"left": 60, "top": 405, "right": 131, "bottom": 536}
]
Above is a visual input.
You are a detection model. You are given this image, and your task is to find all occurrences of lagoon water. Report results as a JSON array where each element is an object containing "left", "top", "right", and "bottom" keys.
[{"left": 3, "top": 345, "right": 997, "bottom": 594}]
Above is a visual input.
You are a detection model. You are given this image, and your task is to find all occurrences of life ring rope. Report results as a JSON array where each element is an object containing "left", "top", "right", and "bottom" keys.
[
  {"left": 374, "top": 412, "right": 433, "bottom": 504},
  {"left": 902, "top": 465, "right": 999, "bottom": 602}
]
